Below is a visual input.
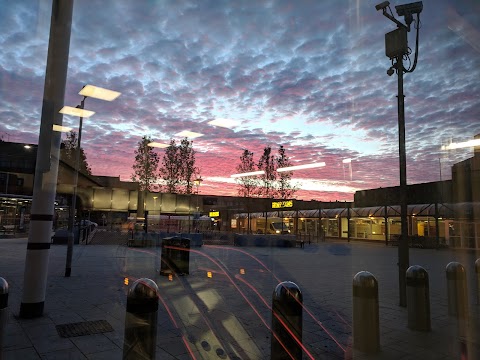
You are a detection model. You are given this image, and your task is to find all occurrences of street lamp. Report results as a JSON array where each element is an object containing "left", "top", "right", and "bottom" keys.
[
  {"left": 59, "top": 85, "right": 120, "bottom": 277},
  {"left": 193, "top": 177, "right": 203, "bottom": 231},
  {"left": 375, "top": 1, "right": 423, "bottom": 307},
  {"left": 153, "top": 196, "right": 158, "bottom": 230},
  {"left": 194, "top": 177, "right": 203, "bottom": 208}
]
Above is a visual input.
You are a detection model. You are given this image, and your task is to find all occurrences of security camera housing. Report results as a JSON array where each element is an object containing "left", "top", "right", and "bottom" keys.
[
  {"left": 375, "top": 1, "right": 390, "bottom": 11},
  {"left": 395, "top": 1, "right": 423, "bottom": 16}
]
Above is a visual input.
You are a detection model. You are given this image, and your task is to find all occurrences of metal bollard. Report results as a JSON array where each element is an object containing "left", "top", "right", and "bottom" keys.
[
  {"left": 406, "top": 265, "right": 431, "bottom": 331},
  {"left": 271, "top": 281, "right": 303, "bottom": 360},
  {"left": 446, "top": 262, "right": 468, "bottom": 319},
  {"left": 123, "top": 278, "right": 159, "bottom": 360},
  {"left": 0, "top": 278, "right": 8, "bottom": 360},
  {"left": 353, "top": 271, "right": 379, "bottom": 353},
  {"left": 475, "top": 259, "right": 480, "bottom": 305}
]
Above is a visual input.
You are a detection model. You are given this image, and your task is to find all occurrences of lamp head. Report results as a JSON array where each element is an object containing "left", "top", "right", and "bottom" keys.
[
  {"left": 375, "top": 1, "right": 390, "bottom": 11},
  {"left": 395, "top": 2, "right": 423, "bottom": 17},
  {"left": 395, "top": 2, "right": 422, "bottom": 31}
]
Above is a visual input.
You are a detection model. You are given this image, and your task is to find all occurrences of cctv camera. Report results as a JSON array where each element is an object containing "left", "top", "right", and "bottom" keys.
[
  {"left": 387, "top": 67, "right": 395, "bottom": 76},
  {"left": 375, "top": 1, "right": 390, "bottom": 11},
  {"left": 395, "top": 1, "right": 423, "bottom": 16}
]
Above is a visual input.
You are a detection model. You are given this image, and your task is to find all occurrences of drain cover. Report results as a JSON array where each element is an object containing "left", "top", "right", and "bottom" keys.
[{"left": 56, "top": 319, "right": 114, "bottom": 338}]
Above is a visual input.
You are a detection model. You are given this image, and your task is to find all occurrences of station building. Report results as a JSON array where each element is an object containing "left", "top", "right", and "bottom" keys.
[{"left": 1, "top": 140, "right": 479, "bottom": 248}]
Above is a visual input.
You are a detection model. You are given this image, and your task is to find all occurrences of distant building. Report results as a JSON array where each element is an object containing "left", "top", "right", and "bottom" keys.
[{"left": 2, "top": 138, "right": 480, "bottom": 247}]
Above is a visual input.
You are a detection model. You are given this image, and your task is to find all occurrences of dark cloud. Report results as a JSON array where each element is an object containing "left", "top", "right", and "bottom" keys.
[{"left": 0, "top": 0, "right": 479, "bottom": 201}]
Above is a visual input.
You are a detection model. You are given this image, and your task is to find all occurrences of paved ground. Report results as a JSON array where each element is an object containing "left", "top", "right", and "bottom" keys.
[{"left": 1, "top": 236, "right": 480, "bottom": 359}]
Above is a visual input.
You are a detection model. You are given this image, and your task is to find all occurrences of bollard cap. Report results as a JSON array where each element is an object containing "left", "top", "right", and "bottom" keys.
[
  {"left": 446, "top": 262, "right": 466, "bottom": 280},
  {"left": 127, "top": 278, "right": 159, "bottom": 314},
  {"left": 406, "top": 265, "right": 428, "bottom": 286},
  {"left": 0, "top": 277, "right": 8, "bottom": 294},
  {"left": 272, "top": 281, "right": 302, "bottom": 303},
  {"left": 352, "top": 271, "right": 377, "bottom": 289},
  {"left": 406, "top": 265, "right": 428, "bottom": 280},
  {"left": 128, "top": 278, "right": 159, "bottom": 300}
]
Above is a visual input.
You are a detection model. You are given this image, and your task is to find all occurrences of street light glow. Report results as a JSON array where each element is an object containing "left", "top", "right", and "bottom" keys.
[
  {"left": 230, "top": 170, "right": 265, "bottom": 178},
  {"left": 175, "top": 130, "right": 204, "bottom": 139},
  {"left": 277, "top": 162, "right": 326, "bottom": 172},
  {"left": 59, "top": 106, "right": 95, "bottom": 118},
  {"left": 79, "top": 85, "right": 121, "bottom": 101},
  {"left": 208, "top": 118, "right": 239, "bottom": 129},
  {"left": 52, "top": 124, "right": 73, "bottom": 133},
  {"left": 148, "top": 142, "right": 169, "bottom": 148}
]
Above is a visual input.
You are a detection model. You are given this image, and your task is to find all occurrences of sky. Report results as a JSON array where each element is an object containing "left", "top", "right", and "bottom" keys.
[{"left": 1, "top": 0, "right": 479, "bottom": 201}]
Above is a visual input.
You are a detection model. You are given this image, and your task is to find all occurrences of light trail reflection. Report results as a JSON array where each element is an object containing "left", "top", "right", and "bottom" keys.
[
  {"left": 122, "top": 244, "right": 348, "bottom": 358},
  {"left": 206, "top": 245, "right": 350, "bottom": 346}
]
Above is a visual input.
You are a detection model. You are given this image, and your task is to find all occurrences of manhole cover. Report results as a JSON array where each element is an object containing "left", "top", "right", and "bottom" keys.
[{"left": 56, "top": 319, "right": 114, "bottom": 338}]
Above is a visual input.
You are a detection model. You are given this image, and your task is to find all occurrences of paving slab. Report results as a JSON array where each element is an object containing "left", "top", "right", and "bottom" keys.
[{"left": 1, "top": 237, "right": 480, "bottom": 359}]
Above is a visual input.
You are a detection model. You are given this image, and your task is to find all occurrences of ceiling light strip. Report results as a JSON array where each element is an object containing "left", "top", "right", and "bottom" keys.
[{"left": 277, "top": 162, "right": 326, "bottom": 172}]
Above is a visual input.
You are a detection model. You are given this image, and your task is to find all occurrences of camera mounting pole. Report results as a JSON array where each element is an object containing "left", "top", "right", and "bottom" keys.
[{"left": 375, "top": 1, "right": 423, "bottom": 308}]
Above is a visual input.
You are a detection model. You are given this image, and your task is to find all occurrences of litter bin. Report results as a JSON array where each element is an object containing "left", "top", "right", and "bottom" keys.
[{"left": 160, "top": 237, "right": 190, "bottom": 276}]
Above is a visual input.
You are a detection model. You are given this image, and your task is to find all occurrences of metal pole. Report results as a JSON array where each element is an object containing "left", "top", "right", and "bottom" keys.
[
  {"left": 446, "top": 262, "right": 468, "bottom": 319},
  {"left": 397, "top": 55, "right": 409, "bottom": 307},
  {"left": 65, "top": 97, "right": 86, "bottom": 277},
  {"left": 20, "top": 0, "right": 73, "bottom": 318},
  {"left": 353, "top": 271, "right": 379, "bottom": 353},
  {"left": 406, "top": 265, "right": 431, "bottom": 331},
  {"left": 271, "top": 281, "right": 302, "bottom": 360},
  {"left": 0, "top": 277, "right": 8, "bottom": 360},
  {"left": 188, "top": 195, "right": 191, "bottom": 233},
  {"left": 434, "top": 203, "right": 440, "bottom": 248},
  {"left": 476, "top": 259, "right": 480, "bottom": 305},
  {"left": 123, "top": 278, "right": 159, "bottom": 359}
]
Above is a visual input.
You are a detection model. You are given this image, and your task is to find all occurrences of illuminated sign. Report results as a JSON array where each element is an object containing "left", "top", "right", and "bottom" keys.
[
  {"left": 272, "top": 200, "right": 293, "bottom": 209},
  {"left": 231, "top": 219, "right": 237, "bottom": 228},
  {"left": 209, "top": 211, "right": 220, "bottom": 217}
]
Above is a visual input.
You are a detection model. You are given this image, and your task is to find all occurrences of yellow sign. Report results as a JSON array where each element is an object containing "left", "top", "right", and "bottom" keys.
[
  {"left": 272, "top": 200, "right": 293, "bottom": 209},
  {"left": 124, "top": 277, "right": 129, "bottom": 286},
  {"left": 209, "top": 211, "right": 220, "bottom": 217}
]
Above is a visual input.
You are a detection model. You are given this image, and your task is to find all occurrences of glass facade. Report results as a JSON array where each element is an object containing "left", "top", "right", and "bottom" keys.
[{"left": 1, "top": 1, "right": 480, "bottom": 359}]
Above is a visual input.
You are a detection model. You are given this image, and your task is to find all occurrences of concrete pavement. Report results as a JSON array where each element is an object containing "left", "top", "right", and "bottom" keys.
[{"left": 1, "top": 236, "right": 480, "bottom": 359}]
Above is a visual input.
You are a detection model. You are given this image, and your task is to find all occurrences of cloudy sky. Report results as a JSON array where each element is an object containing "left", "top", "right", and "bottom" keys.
[{"left": 1, "top": 0, "right": 479, "bottom": 201}]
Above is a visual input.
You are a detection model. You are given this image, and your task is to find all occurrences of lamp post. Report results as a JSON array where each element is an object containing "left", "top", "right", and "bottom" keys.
[
  {"left": 375, "top": 1, "right": 423, "bottom": 307},
  {"left": 153, "top": 196, "right": 158, "bottom": 230},
  {"left": 60, "top": 85, "right": 120, "bottom": 277},
  {"left": 194, "top": 177, "right": 203, "bottom": 231},
  {"left": 194, "top": 177, "right": 203, "bottom": 208}
]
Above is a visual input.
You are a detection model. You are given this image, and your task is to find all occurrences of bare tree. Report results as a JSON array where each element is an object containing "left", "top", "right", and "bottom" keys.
[
  {"left": 159, "top": 138, "right": 197, "bottom": 194},
  {"left": 235, "top": 149, "right": 258, "bottom": 197},
  {"left": 258, "top": 146, "right": 277, "bottom": 198},
  {"left": 276, "top": 145, "right": 297, "bottom": 199},
  {"left": 61, "top": 130, "right": 92, "bottom": 175},
  {"left": 179, "top": 138, "right": 197, "bottom": 194},
  {"left": 159, "top": 139, "right": 181, "bottom": 193},
  {"left": 131, "top": 135, "right": 159, "bottom": 192}
]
